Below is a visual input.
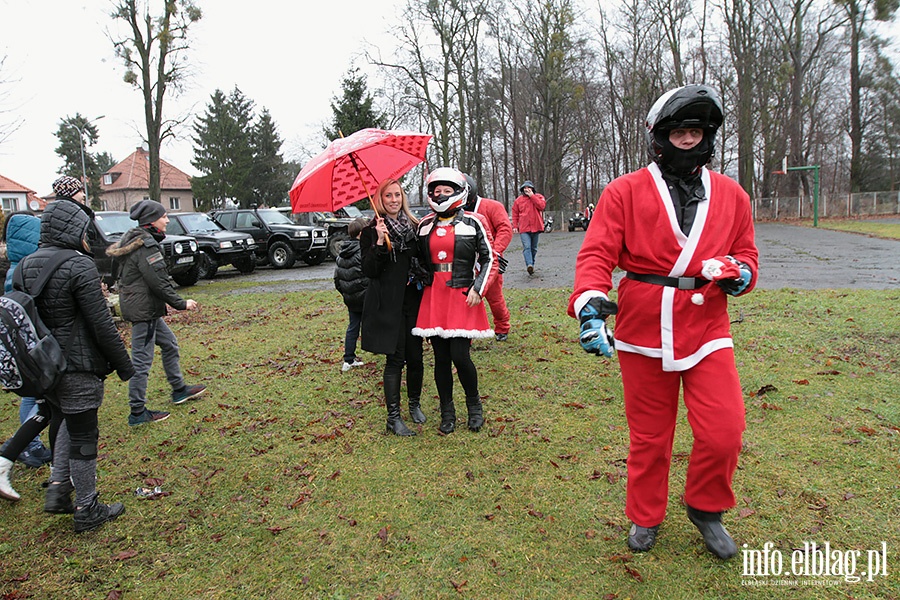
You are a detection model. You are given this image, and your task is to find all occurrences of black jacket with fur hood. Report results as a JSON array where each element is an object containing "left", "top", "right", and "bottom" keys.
[
  {"left": 16, "top": 199, "right": 134, "bottom": 380},
  {"left": 107, "top": 227, "right": 187, "bottom": 322}
]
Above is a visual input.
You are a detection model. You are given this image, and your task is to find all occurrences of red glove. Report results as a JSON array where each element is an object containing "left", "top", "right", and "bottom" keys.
[{"left": 692, "top": 256, "right": 743, "bottom": 305}]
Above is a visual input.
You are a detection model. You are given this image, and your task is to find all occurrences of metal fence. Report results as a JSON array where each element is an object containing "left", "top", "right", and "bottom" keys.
[{"left": 753, "top": 191, "right": 900, "bottom": 221}]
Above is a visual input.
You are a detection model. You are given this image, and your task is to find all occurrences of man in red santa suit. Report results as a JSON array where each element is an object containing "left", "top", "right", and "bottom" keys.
[
  {"left": 463, "top": 173, "right": 513, "bottom": 341},
  {"left": 568, "top": 85, "right": 758, "bottom": 559}
]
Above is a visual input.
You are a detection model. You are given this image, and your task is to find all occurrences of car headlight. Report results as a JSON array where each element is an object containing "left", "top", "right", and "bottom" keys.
[
  {"left": 295, "top": 230, "right": 309, "bottom": 238},
  {"left": 174, "top": 243, "right": 184, "bottom": 254},
  {"left": 219, "top": 241, "right": 233, "bottom": 249},
  {"left": 189, "top": 240, "right": 198, "bottom": 252}
]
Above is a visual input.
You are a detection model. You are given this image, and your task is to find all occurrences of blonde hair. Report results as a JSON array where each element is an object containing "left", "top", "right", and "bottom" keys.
[{"left": 373, "top": 178, "right": 419, "bottom": 225}]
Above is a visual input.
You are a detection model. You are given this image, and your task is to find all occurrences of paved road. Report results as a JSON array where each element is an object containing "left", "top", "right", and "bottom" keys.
[{"left": 205, "top": 223, "right": 900, "bottom": 294}]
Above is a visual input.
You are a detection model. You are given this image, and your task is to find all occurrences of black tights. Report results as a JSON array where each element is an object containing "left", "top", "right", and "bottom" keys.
[{"left": 431, "top": 337, "right": 478, "bottom": 401}]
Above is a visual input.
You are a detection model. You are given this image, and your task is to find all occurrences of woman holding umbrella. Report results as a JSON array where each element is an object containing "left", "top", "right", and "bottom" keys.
[{"left": 360, "top": 178, "right": 427, "bottom": 436}]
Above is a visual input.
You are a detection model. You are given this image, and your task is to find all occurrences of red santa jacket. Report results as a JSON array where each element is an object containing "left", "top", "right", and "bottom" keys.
[
  {"left": 568, "top": 163, "right": 759, "bottom": 371},
  {"left": 512, "top": 193, "right": 546, "bottom": 233},
  {"left": 473, "top": 197, "right": 513, "bottom": 255}
]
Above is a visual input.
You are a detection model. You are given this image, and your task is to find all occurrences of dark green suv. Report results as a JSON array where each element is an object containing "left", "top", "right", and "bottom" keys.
[{"left": 210, "top": 207, "right": 328, "bottom": 269}]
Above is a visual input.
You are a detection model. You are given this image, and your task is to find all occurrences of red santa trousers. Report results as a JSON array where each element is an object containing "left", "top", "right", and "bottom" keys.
[
  {"left": 619, "top": 348, "right": 746, "bottom": 527},
  {"left": 483, "top": 273, "right": 510, "bottom": 334}
]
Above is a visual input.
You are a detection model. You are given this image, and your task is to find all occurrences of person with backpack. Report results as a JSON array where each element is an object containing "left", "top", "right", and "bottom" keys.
[
  {"left": 12, "top": 179, "right": 135, "bottom": 531},
  {"left": 333, "top": 218, "right": 369, "bottom": 372},
  {"left": 106, "top": 200, "right": 205, "bottom": 427},
  {"left": 0, "top": 212, "right": 52, "bottom": 469}
]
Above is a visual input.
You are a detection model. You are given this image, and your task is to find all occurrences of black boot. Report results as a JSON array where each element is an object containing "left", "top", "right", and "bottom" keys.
[
  {"left": 687, "top": 505, "right": 737, "bottom": 559},
  {"left": 74, "top": 494, "right": 125, "bottom": 533},
  {"left": 44, "top": 480, "right": 75, "bottom": 514},
  {"left": 627, "top": 523, "right": 660, "bottom": 552},
  {"left": 384, "top": 372, "right": 415, "bottom": 436},
  {"left": 439, "top": 397, "right": 456, "bottom": 434},
  {"left": 408, "top": 397, "right": 426, "bottom": 424},
  {"left": 465, "top": 395, "right": 484, "bottom": 432}
]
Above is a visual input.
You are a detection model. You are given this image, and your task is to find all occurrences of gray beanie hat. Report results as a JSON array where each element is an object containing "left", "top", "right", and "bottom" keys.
[{"left": 130, "top": 200, "right": 167, "bottom": 226}]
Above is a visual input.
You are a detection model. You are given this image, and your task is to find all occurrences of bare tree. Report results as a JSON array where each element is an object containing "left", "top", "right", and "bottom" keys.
[
  {"left": 110, "top": 0, "right": 202, "bottom": 202},
  {"left": 0, "top": 55, "right": 23, "bottom": 146}
]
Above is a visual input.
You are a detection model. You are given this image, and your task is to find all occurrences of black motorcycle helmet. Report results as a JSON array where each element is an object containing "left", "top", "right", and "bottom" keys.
[
  {"left": 462, "top": 173, "right": 479, "bottom": 210},
  {"left": 646, "top": 84, "right": 723, "bottom": 175}
]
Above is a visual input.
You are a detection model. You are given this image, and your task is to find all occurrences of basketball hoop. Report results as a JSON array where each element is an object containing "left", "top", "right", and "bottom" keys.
[{"left": 772, "top": 156, "right": 788, "bottom": 175}]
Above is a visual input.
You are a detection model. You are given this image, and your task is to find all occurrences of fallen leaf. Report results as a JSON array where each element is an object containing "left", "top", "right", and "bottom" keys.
[
  {"left": 113, "top": 549, "right": 138, "bottom": 561},
  {"left": 106, "top": 590, "right": 124, "bottom": 600},
  {"left": 737, "top": 508, "right": 755, "bottom": 519},
  {"left": 624, "top": 564, "right": 644, "bottom": 581},
  {"left": 450, "top": 579, "right": 468, "bottom": 592},
  {"left": 792, "top": 379, "right": 809, "bottom": 385},
  {"left": 377, "top": 526, "right": 389, "bottom": 543}
]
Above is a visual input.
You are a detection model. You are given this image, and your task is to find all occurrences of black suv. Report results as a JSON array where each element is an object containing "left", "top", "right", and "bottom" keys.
[
  {"left": 210, "top": 207, "right": 328, "bottom": 269},
  {"left": 90, "top": 211, "right": 201, "bottom": 287},
  {"left": 289, "top": 205, "right": 365, "bottom": 259},
  {"left": 166, "top": 212, "right": 257, "bottom": 279}
]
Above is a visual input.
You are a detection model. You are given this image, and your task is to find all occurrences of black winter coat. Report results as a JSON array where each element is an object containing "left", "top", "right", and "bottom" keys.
[
  {"left": 416, "top": 210, "right": 497, "bottom": 296},
  {"left": 333, "top": 239, "right": 368, "bottom": 313},
  {"left": 16, "top": 199, "right": 133, "bottom": 380},
  {"left": 359, "top": 223, "right": 422, "bottom": 355},
  {"left": 106, "top": 227, "right": 187, "bottom": 322}
]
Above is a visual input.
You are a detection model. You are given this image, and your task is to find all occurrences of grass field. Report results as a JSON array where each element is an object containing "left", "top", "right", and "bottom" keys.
[
  {"left": 1, "top": 285, "right": 898, "bottom": 599},
  {"left": 814, "top": 219, "right": 900, "bottom": 240}
]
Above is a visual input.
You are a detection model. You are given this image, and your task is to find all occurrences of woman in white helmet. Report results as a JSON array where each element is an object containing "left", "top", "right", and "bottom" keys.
[{"left": 412, "top": 167, "right": 499, "bottom": 434}]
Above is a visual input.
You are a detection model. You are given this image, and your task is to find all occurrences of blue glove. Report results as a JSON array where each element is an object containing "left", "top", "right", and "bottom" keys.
[
  {"left": 716, "top": 257, "right": 752, "bottom": 296},
  {"left": 578, "top": 297, "right": 618, "bottom": 357}
]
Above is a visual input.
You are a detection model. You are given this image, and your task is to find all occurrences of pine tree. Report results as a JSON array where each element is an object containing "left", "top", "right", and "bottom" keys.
[
  {"left": 323, "top": 68, "right": 387, "bottom": 142},
  {"left": 250, "top": 108, "right": 288, "bottom": 207}
]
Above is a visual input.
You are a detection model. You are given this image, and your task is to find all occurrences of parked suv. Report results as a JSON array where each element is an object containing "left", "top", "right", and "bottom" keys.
[
  {"left": 210, "top": 206, "right": 328, "bottom": 269},
  {"left": 167, "top": 212, "right": 257, "bottom": 279},
  {"left": 90, "top": 211, "right": 201, "bottom": 287},
  {"left": 290, "top": 205, "right": 364, "bottom": 259}
]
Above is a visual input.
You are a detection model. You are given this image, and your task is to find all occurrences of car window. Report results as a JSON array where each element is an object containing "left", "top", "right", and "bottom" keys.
[
  {"left": 214, "top": 212, "right": 234, "bottom": 228},
  {"left": 178, "top": 212, "right": 224, "bottom": 233},
  {"left": 342, "top": 205, "right": 363, "bottom": 218},
  {"left": 236, "top": 212, "right": 261, "bottom": 228},
  {"left": 94, "top": 213, "right": 137, "bottom": 235},
  {"left": 257, "top": 209, "right": 294, "bottom": 225},
  {"left": 167, "top": 219, "right": 186, "bottom": 235}
]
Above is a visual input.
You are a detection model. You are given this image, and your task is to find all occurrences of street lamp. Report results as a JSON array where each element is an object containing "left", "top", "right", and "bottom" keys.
[{"left": 66, "top": 115, "right": 105, "bottom": 202}]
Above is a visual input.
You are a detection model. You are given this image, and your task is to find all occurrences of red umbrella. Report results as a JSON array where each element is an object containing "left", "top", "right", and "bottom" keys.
[{"left": 289, "top": 128, "right": 432, "bottom": 213}]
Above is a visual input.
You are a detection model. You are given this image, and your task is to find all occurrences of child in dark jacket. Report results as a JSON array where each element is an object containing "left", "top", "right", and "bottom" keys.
[{"left": 333, "top": 218, "right": 369, "bottom": 372}]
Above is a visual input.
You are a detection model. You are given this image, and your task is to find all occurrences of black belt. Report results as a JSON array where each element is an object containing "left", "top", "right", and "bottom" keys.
[
  {"left": 433, "top": 263, "right": 452, "bottom": 272},
  {"left": 625, "top": 272, "right": 708, "bottom": 290}
]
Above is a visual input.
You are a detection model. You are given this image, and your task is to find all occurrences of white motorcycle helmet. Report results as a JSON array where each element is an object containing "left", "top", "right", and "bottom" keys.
[{"left": 426, "top": 167, "right": 469, "bottom": 214}]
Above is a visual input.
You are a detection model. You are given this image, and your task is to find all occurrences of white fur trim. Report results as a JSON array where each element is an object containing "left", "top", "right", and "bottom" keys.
[
  {"left": 573, "top": 290, "right": 609, "bottom": 317},
  {"left": 692, "top": 293, "right": 705, "bottom": 305},
  {"left": 412, "top": 327, "right": 495, "bottom": 339}
]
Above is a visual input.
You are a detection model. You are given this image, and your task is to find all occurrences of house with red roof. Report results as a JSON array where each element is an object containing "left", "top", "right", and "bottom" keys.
[
  {"left": 99, "top": 146, "right": 196, "bottom": 212},
  {"left": 0, "top": 174, "right": 48, "bottom": 213}
]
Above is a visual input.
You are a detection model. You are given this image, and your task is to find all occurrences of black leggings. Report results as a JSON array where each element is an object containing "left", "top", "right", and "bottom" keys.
[
  {"left": 1, "top": 401, "right": 52, "bottom": 461},
  {"left": 431, "top": 337, "right": 478, "bottom": 401}
]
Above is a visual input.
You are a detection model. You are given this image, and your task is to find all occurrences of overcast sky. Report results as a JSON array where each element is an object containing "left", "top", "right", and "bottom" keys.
[{"left": 0, "top": 0, "right": 402, "bottom": 195}]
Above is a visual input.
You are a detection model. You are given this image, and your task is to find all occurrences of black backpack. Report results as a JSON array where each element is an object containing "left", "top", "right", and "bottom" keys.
[{"left": 0, "top": 249, "right": 79, "bottom": 398}]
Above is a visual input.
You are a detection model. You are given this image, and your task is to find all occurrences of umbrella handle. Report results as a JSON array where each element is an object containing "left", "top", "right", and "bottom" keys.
[{"left": 349, "top": 150, "right": 392, "bottom": 251}]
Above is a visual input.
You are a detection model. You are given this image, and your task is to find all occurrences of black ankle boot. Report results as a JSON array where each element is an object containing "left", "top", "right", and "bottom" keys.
[
  {"left": 465, "top": 396, "right": 484, "bottom": 432},
  {"left": 408, "top": 397, "right": 426, "bottom": 424},
  {"left": 439, "top": 398, "right": 456, "bottom": 434},
  {"left": 384, "top": 372, "right": 415, "bottom": 436},
  {"left": 44, "top": 480, "right": 75, "bottom": 514},
  {"left": 627, "top": 523, "right": 660, "bottom": 552},
  {"left": 74, "top": 495, "right": 125, "bottom": 533},
  {"left": 686, "top": 505, "right": 737, "bottom": 559}
]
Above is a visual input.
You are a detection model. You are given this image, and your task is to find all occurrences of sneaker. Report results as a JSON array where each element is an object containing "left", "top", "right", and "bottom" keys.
[
  {"left": 495, "top": 333, "right": 508, "bottom": 342},
  {"left": 74, "top": 496, "right": 125, "bottom": 533},
  {"left": 172, "top": 384, "right": 207, "bottom": 405},
  {"left": 26, "top": 440, "right": 52, "bottom": 464},
  {"left": 128, "top": 409, "right": 170, "bottom": 426},
  {"left": 342, "top": 359, "right": 364, "bottom": 372},
  {"left": 527, "top": 265, "right": 534, "bottom": 275},
  {"left": 44, "top": 480, "right": 75, "bottom": 514},
  {"left": 18, "top": 447, "right": 45, "bottom": 469},
  {"left": 0, "top": 456, "right": 19, "bottom": 501}
]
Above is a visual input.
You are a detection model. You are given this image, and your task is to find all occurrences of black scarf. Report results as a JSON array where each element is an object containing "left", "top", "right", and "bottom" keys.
[
  {"left": 141, "top": 224, "right": 166, "bottom": 242},
  {"left": 383, "top": 212, "right": 414, "bottom": 255}
]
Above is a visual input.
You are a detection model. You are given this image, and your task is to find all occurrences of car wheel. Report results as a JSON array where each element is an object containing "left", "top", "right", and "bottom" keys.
[
  {"left": 268, "top": 241, "right": 296, "bottom": 269},
  {"left": 233, "top": 255, "right": 256, "bottom": 274},
  {"left": 172, "top": 263, "right": 200, "bottom": 287},
  {"left": 303, "top": 250, "right": 327, "bottom": 266},
  {"left": 568, "top": 224, "right": 575, "bottom": 232},
  {"left": 197, "top": 251, "right": 218, "bottom": 280},
  {"left": 328, "top": 232, "right": 349, "bottom": 259}
]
